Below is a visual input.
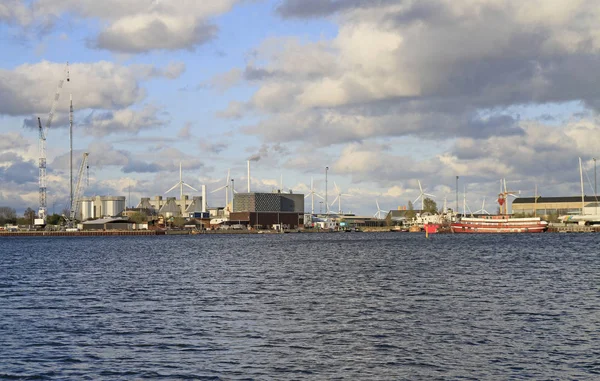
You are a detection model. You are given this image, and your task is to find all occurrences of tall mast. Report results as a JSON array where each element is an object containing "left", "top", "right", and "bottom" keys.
[
  {"left": 37, "top": 62, "right": 69, "bottom": 225},
  {"left": 579, "top": 157, "right": 585, "bottom": 214},
  {"left": 69, "top": 94, "right": 73, "bottom": 216},
  {"left": 534, "top": 184, "right": 538, "bottom": 217},
  {"left": 179, "top": 162, "right": 185, "bottom": 213}
]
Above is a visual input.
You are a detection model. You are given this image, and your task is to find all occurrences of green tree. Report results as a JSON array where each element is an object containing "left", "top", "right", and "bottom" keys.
[
  {"left": 129, "top": 212, "right": 148, "bottom": 224},
  {"left": 23, "top": 207, "right": 36, "bottom": 225},
  {"left": 46, "top": 214, "right": 62, "bottom": 225},
  {"left": 423, "top": 197, "right": 438, "bottom": 214},
  {"left": 172, "top": 217, "right": 187, "bottom": 228},
  {"left": 0, "top": 207, "right": 17, "bottom": 225},
  {"left": 406, "top": 201, "right": 416, "bottom": 219}
]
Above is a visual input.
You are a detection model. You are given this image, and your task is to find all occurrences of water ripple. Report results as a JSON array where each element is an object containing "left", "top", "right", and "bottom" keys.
[{"left": 1, "top": 233, "right": 599, "bottom": 379}]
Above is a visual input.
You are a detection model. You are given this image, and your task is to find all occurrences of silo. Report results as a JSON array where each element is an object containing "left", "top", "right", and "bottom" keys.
[
  {"left": 79, "top": 197, "right": 94, "bottom": 221},
  {"left": 100, "top": 196, "right": 126, "bottom": 217}
]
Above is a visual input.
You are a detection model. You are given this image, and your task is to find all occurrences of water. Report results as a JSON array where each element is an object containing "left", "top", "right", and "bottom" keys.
[{"left": 1, "top": 233, "right": 599, "bottom": 380}]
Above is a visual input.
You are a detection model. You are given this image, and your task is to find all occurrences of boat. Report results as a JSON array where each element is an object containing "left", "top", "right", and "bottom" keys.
[
  {"left": 451, "top": 180, "right": 548, "bottom": 233},
  {"left": 451, "top": 215, "right": 548, "bottom": 233}
]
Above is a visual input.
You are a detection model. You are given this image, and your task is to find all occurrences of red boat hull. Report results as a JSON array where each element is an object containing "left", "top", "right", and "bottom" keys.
[{"left": 451, "top": 222, "right": 547, "bottom": 233}]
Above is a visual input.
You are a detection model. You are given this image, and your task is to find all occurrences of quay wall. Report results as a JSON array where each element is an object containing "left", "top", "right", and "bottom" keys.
[{"left": 0, "top": 230, "right": 165, "bottom": 237}]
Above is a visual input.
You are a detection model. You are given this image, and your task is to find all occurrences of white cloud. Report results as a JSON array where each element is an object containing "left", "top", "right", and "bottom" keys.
[
  {"left": 81, "top": 105, "right": 167, "bottom": 137},
  {"left": 8, "top": 0, "right": 242, "bottom": 52},
  {"left": 226, "top": 0, "right": 600, "bottom": 147},
  {"left": 0, "top": 132, "right": 30, "bottom": 151},
  {"left": 0, "top": 60, "right": 182, "bottom": 117}
]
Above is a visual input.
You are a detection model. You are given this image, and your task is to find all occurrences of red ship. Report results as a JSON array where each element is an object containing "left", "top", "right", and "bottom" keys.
[{"left": 451, "top": 181, "right": 548, "bottom": 234}]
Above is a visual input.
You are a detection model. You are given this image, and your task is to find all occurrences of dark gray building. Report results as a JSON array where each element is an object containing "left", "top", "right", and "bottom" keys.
[{"left": 233, "top": 192, "right": 304, "bottom": 213}]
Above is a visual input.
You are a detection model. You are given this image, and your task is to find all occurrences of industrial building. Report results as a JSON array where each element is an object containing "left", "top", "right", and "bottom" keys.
[
  {"left": 512, "top": 196, "right": 600, "bottom": 216},
  {"left": 137, "top": 194, "right": 206, "bottom": 217},
  {"left": 80, "top": 217, "right": 132, "bottom": 231},
  {"left": 79, "top": 196, "right": 126, "bottom": 221},
  {"left": 229, "top": 191, "right": 305, "bottom": 229},
  {"left": 233, "top": 191, "right": 304, "bottom": 213}
]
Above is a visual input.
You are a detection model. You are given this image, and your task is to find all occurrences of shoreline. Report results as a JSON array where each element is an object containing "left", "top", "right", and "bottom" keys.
[{"left": 1, "top": 225, "right": 599, "bottom": 237}]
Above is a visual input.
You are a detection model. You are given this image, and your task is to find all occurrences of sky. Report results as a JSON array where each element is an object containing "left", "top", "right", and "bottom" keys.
[{"left": 1, "top": 0, "right": 600, "bottom": 216}]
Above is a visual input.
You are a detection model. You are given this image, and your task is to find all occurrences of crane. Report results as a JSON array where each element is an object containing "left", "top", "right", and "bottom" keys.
[
  {"left": 36, "top": 62, "right": 70, "bottom": 226},
  {"left": 70, "top": 152, "right": 89, "bottom": 222}
]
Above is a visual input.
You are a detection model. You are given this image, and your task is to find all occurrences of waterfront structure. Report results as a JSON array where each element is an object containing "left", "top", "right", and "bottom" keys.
[
  {"left": 81, "top": 217, "right": 132, "bottom": 231},
  {"left": 512, "top": 196, "right": 600, "bottom": 216},
  {"left": 228, "top": 191, "right": 305, "bottom": 229},
  {"left": 79, "top": 195, "right": 126, "bottom": 221},
  {"left": 233, "top": 191, "right": 304, "bottom": 213}
]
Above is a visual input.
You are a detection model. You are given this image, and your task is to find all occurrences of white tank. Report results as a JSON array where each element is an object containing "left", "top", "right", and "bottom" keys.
[
  {"left": 79, "top": 197, "right": 94, "bottom": 221},
  {"left": 98, "top": 196, "right": 126, "bottom": 217}
]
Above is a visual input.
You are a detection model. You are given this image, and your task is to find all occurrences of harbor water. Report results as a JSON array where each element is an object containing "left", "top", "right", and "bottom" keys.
[{"left": 1, "top": 233, "right": 599, "bottom": 379}]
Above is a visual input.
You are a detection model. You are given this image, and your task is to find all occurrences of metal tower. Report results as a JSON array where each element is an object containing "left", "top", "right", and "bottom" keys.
[{"left": 36, "top": 62, "right": 70, "bottom": 225}]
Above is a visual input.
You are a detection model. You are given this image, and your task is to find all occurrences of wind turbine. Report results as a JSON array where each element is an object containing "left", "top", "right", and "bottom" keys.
[
  {"left": 498, "top": 178, "right": 519, "bottom": 214},
  {"left": 304, "top": 177, "right": 324, "bottom": 214},
  {"left": 413, "top": 180, "right": 435, "bottom": 211},
  {"left": 374, "top": 199, "right": 386, "bottom": 219},
  {"left": 330, "top": 182, "right": 350, "bottom": 214},
  {"left": 165, "top": 162, "right": 198, "bottom": 214},
  {"left": 211, "top": 168, "right": 231, "bottom": 210},
  {"left": 475, "top": 197, "right": 490, "bottom": 215}
]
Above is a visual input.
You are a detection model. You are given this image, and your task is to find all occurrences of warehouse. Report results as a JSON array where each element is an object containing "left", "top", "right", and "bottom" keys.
[
  {"left": 81, "top": 218, "right": 132, "bottom": 231},
  {"left": 512, "top": 196, "right": 600, "bottom": 216}
]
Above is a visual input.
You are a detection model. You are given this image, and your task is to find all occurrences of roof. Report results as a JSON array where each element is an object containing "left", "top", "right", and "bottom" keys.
[
  {"left": 513, "top": 196, "right": 600, "bottom": 204},
  {"left": 387, "top": 210, "right": 422, "bottom": 217},
  {"left": 82, "top": 218, "right": 129, "bottom": 225}
]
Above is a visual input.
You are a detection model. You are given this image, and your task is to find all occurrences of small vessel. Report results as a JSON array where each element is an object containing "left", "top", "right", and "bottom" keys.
[
  {"left": 408, "top": 225, "right": 422, "bottom": 233},
  {"left": 451, "top": 180, "right": 548, "bottom": 233}
]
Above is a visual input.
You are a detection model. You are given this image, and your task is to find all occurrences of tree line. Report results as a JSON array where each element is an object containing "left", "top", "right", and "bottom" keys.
[{"left": 0, "top": 207, "right": 64, "bottom": 226}]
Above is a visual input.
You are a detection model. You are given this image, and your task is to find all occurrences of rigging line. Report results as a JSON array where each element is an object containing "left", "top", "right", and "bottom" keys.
[{"left": 583, "top": 168, "right": 599, "bottom": 202}]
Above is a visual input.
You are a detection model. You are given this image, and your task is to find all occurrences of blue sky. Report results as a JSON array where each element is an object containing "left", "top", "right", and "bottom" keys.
[{"left": 1, "top": 0, "right": 600, "bottom": 216}]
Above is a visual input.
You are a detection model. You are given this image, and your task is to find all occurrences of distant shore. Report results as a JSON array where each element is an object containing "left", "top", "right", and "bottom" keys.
[{"left": 1, "top": 224, "right": 598, "bottom": 237}]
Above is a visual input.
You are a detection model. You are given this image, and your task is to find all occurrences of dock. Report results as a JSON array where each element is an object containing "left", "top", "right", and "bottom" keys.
[{"left": 547, "top": 225, "right": 600, "bottom": 233}]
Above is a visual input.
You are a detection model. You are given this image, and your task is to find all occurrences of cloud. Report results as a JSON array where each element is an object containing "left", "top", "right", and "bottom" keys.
[
  {"left": 0, "top": 152, "right": 38, "bottom": 185},
  {"left": 7, "top": 0, "right": 241, "bottom": 53},
  {"left": 0, "top": 0, "right": 32, "bottom": 25},
  {"left": 246, "top": 143, "right": 290, "bottom": 162},
  {"left": 122, "top": 160, "right": 162, "bottom": 174},
  {"left": 199, "top": 141, "right": 229, "bottom": 154},
  {"left": 216, "top": 101, "right": 247, "bottom": 119},
  {"left": 81, "top": 105, "right": 167, "bottom": 136},
  {"left": 178, "top": 123, "right": 193, "bottom": 139},
  {"left": 93, "top": 16, "right": 218, "bottom": 53},
  {"left": 209, "top": 68, "right": 242, "bottom": 92},
  {"left": 224, "top": 0, "right": 600, "bottom": 147},
  {"left": 0, "top": 132, "right": 30, "bottom": 151},
  {"left": 0, "top": 61, "right": 181, "bottom": 117},
  {"left": 276, "top": 0, "right": 392, "bottom": 19}
]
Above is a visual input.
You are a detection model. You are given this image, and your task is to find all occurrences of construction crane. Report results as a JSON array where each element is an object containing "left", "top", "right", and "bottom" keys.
[
  {"left": 35, "top": 62, "right": 70, "bottom": 226},
  {"left": 69, "top": 152, "right": 89, "bottom": 223}
]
